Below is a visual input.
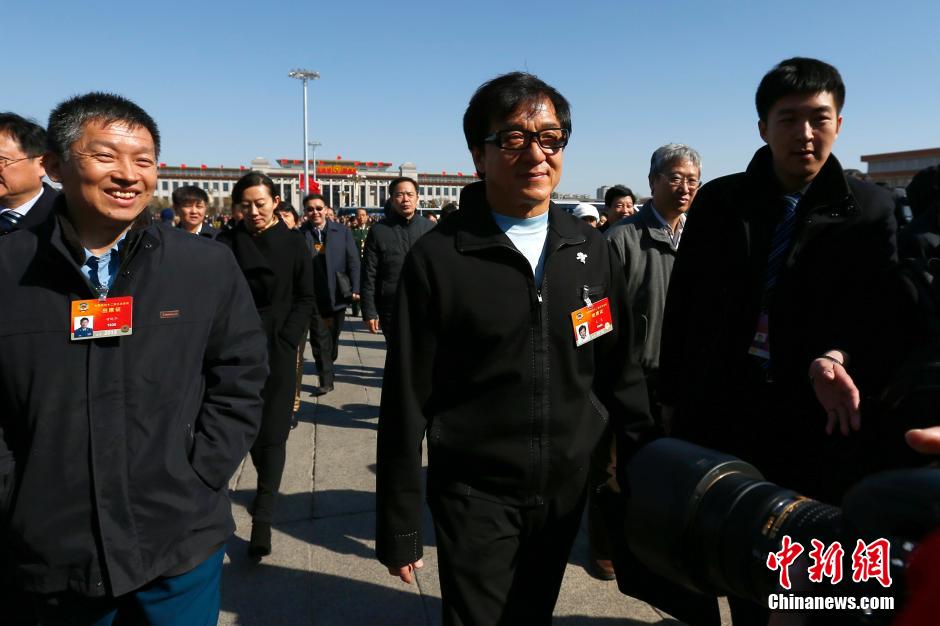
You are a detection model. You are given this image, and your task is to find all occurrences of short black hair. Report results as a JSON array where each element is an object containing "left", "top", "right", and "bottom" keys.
[
  {"left": 463, "top": 72, "right": 572, "bottom": 156},
  {"left": 80, "top": 317, "right": 89, "bottom": 323},
  {"left": 755, "top": 57, "right": 845, "bottom": 122},
  {"left": 0, "top": 112, "right": 47, "bottom": 156},
  {"left": 604, "top": 185, "right": 635, "bottom": 208},
  {"left": 275, "top": 201, "right": 295, "bottom": 215},
  {"left": 440, "top": 202, "right": 458, "bottom": 218},
  {"left": 232, "top": 172, "right": 277, "bottom": 205},
  {"left": 47, "top": 92, "right": 160, "bottom": 160},
  {"left": 302, "top": 193, "right": 325, "bottom": 206},
  {"left": 172, "top": 185, "right": 209, "bottom": 209},
  {"left": 906, "top": 165, "right": 940, "bottom": 217},
  {"left": 388, "top": 177, "right": 418, "bottom": 196}
]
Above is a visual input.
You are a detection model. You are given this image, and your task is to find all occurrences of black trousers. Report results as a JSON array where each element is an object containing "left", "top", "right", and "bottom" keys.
[
  {"left": 428, "top": 477, "right": 587, "bottom": 626},
  {"left": 309, "top": 309, "right": 345, "bottom": 384},
  {"left": 249, "top": 341, "right": 296, "bottom": 524}
]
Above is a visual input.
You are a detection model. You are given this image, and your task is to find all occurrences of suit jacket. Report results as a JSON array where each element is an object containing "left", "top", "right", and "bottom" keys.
[
  {"left": 302, "top": 221, "right": 361, "bottom": 314},
  {"left": 176, "top": 223, "right": 220, "bottom": 239},
  {"left": 3, "top": 183, "right": 58, "bottom": 233}
]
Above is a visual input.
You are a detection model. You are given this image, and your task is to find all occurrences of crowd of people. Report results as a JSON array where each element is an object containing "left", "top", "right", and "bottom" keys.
[{"left": 1, "top": 55, "right": 939, "bottom": 626}]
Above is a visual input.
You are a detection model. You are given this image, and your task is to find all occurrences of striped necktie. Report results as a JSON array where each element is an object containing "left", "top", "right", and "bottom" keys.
[
  {"left": 752, "top": 192, "right": 801, "bottom": 372},
  {"left": 763, "top": 193, "right": 801, "bottom": 299},
  {"left": 0, "top": 209, "right": 23, "bottom": 234}
]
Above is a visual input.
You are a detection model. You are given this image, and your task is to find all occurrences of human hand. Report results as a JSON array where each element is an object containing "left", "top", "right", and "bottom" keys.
[
  {"left": 388, "top": 559, "right": 424, "bottom": 584},
  {"left": 809, "top": 353, "right": 860, "bottom": 436},
  {"left": 366, "top": 318, "right": 381, "bottom": 334},
  {"left": 905, "top": 427, "right": 940, "bottom": 455},
  {"left": 352, "top": 293, "right": 361, "bottom": 301}
]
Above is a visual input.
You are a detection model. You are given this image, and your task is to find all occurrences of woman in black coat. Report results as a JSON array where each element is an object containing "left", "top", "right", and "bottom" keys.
[{"left": 218, "top": 173, "right": 315, "bottom": 558}]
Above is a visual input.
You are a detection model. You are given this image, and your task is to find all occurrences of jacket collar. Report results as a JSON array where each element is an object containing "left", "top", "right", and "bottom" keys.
[
  {"left": 455, "top": 181, "right": 585, "bottom": 253},
  {"left": 744, "top": 145, "right": 857, "bottom": 219},
  {"left": 638, "top": 201, "right": 682, "bottom": 248}
]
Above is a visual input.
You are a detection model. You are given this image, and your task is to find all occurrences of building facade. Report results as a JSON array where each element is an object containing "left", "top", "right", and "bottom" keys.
[
  {"left": 152, "top": 157, "right": 478, "bottom": 213},
  {"left": 861, "top": 147, "right": 940, "bottom": 188}
]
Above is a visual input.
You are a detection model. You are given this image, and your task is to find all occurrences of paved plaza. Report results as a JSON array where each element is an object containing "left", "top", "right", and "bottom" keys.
[{"left": 219, "top": 319, "right": 730, "bottom": 625}]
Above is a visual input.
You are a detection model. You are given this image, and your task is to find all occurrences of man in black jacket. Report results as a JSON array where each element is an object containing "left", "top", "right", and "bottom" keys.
[
  {"left": 659, "top": 58, "right": 900, "bottom": 624},
  {"left": 360, "top": 176, "right": 433, "bottom": 340},
  {"left": 376, "top": 72, "right": 650, "bottom": 624},
  {"left": 0, "top": 92, "right": 267, "bottom": 625},
  {"left": 174, "top": 184, "right": 219, "bottom": 239},
  {"left": 301, "top": 193, "right": 361, "bottom": 394},
  {"left": 0, "top": 112, "right": 58, "bottom": 235}
]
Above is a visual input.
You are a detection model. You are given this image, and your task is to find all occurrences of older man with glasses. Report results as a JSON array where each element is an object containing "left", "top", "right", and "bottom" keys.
[
  {"left": 375, "top": 72, "right": 650, "bottom": 624},
  {"left": 0, "top": 113, "right": 58, "bottom": 235}
]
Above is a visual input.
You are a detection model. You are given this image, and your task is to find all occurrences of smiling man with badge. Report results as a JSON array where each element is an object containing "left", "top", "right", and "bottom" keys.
[
  {"left": 376, "top": 72, "right": 651, "bottom": 624},
  {"left": 0, "top": 92, "right": 267, "bottom": 625}
]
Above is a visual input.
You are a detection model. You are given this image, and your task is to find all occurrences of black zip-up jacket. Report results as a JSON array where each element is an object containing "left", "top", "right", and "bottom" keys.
[
  {"left": 359, "top": 211, "right": 434, "bottom": 323},
  {"left": 0, "top": 198, "right": 268, "bottom": 596},
  {"left": 375, "top": 182, "right": 650, "bottom": 568}
]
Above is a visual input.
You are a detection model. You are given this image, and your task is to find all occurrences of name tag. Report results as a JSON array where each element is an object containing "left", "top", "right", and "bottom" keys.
[
  {"left": 70, "top": 297, "right": 134, "bottom": 341},
  {"left": 571, "top": 297, "right": 613, "bottom": 346},
  {"left": 748, "top": 311, "right": 771, "bottom": 359}
]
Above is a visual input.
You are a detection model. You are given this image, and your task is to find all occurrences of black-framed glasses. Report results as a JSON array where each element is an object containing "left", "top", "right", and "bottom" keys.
[
  {"left": 484, "top": 128, "right": 569, "bottom": 152},
  {"left": 0, "top": 155, "right": 39, "bottom": 171},
  {"left": 659, "top": 173, "right": 701, "bottom": 190}
]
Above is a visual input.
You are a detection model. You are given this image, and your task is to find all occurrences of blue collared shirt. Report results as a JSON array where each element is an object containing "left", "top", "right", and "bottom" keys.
[{"left": 81, "top": 233, "right": 128, "bottom": 294}]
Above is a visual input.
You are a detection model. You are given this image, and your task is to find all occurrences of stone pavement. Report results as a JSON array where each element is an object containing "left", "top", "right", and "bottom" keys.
[{"left": 219, "top": 319, "right": 731, "bottom": 625}]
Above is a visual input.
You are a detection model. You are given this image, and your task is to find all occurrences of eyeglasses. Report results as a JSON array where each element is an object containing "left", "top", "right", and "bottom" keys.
[
  {"left": 393, "top": 191, "right": 416, "bottom": 199},
  {"left": 0, "top": 155, "right": 39, "bottom": 171},
  {"left": 484, "top": 128, "right": 569, "bottom": 152},
  {"left": 306, "top": 205, "right": 326, "bottom": 212},
  {"left": 659, "top": 173, "right": 701, "bottom": 190}
]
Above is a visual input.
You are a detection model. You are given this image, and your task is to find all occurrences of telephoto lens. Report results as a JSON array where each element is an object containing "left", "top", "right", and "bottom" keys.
[{"left": 624, "top": 438, "right": 840, "bottom": 603}]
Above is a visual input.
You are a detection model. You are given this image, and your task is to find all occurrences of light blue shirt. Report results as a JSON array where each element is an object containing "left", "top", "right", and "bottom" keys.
[
  {"left": 491, "top": 210, "right": 550, "bottom": 286},
  {"left": 81, "top": 233, "right": 128, "bottom": 294}
]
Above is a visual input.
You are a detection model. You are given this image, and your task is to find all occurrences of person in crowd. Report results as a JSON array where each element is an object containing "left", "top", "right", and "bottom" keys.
[
  {"left": 173, "top": 184, "right": 218, "bottom": 238},
  {"left": 300, "top": 193, "right": 360, "bottom": 395},
  {"left": 0, "top": 92, "right": 267, "bottom": 625},
  {"left": 659, "top": 57, "right": 900, "bottom": 624},
  {"left": 275, "top": 201, "right": 299, "bottom": 229},
  {"left": 0, "top": 113, "right": 57, "bottom": 235},
  {"left": 597, "top": 144, "right": 711, "bottom": 615},
  {"left": 158, "top": 207, "right": 175, "bottom": 226},
  {"left": 217, "top": 172, "right": 314, "bottom": 559},
  {"left": 608, "top": 143, "right": 702, "bottom": 414},
  {"left": 599, "top": 184, "right": 637, "bottom": 232},
  {"left": 572, "top": 201, "right": 599, "bottom": 227},
  {"left": 350, "top": 207, "right": 371, "bottom": 317},
  {"left": 899, "top": 165, "right": 939, "bottom": 262},
  {"left": 375, "top": 71, "right": 650, "bottom": 625},
  {"left": 360, "top": 176, "right": 434, "bottom": 339},
  {"left": 440, "top": 201, "right": 458, "bottom": 220},
  {"left": 222, "top": 202, "right": 244, "bottom": 232}
]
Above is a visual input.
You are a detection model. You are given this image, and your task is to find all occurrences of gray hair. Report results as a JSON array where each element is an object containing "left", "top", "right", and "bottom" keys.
[
  {"left": 47, "top": 92, "right": 160, "bottom": 161},
  {"left": 649, "top": 143, "right": 701, "bottom": 177}
]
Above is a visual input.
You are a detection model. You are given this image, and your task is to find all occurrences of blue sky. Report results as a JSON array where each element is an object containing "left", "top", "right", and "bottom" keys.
[{"left": 7, "top": 0, "right": 939, "bottom": 197}]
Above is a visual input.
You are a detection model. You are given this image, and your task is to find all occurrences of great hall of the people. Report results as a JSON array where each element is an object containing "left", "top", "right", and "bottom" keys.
[{"left": 151, "top": 156, "right": 477, "bottom": 213}]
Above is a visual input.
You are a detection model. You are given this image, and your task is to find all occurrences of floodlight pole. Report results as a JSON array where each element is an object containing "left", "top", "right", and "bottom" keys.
[{"left": 288, "top": 69, "right": 320, "bottom": 197}]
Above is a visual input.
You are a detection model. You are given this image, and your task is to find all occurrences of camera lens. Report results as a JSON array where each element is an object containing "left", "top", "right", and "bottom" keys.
[{"left": 625, "top": 438, "right": 840, "bottom": 603}]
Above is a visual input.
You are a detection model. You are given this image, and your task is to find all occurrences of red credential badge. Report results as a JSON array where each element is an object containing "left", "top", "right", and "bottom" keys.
[
  {"left": 69, "top": 297, "right": 134, "bottom": 341},
  {"left": 571, "top": 297, "right": 613, "bottom": 346}
]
